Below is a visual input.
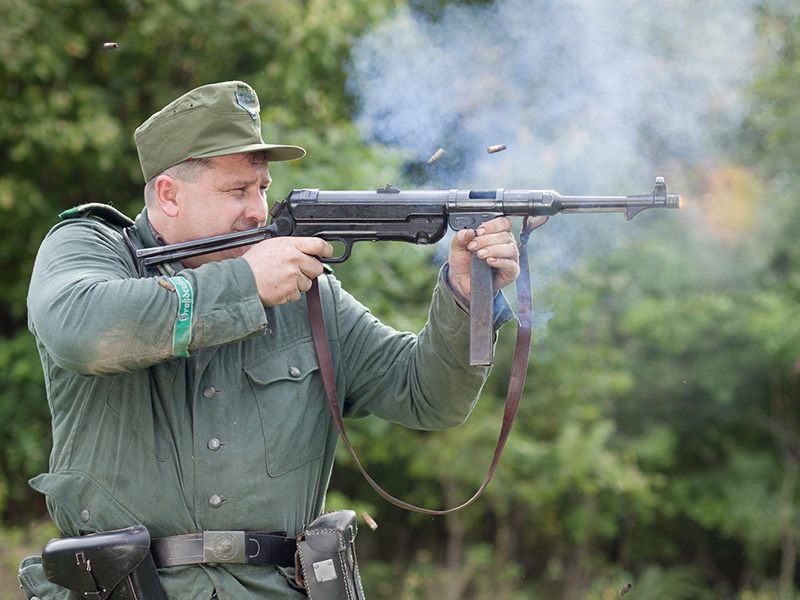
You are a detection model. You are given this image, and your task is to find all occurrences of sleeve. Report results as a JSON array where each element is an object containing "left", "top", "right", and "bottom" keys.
[
  {"left": 328, "top": 265, "right": 512, "bottom": 431},
  {"left": 27, "top": 220, "right": 267, "bottom": 375}
]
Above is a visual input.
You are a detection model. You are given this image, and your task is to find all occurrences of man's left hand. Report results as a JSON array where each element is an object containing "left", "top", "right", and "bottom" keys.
[{"left": 447, "top": 216, "right": 547, "bottom": 307}]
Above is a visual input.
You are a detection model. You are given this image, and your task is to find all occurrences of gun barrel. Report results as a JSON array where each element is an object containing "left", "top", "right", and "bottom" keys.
[
  {"left": 474, "top": 177, "right": 679, "bottom": 221},
  {"left": 549, "top": 189, "right": 680, "bottom": 220},
  {"left": 442, "top": 177, "right": 679, "bottom": 228},
  {"left": 557, "top": 193, "right": 681, "bottom": 212}
]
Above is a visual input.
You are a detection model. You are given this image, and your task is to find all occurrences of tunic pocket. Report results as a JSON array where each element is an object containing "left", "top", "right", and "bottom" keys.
[{"left": 243, "top": 340, "right": 332, "bottom": 477}]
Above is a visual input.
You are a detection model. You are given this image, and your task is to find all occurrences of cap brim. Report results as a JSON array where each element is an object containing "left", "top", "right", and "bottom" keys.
[{"left": 192, "top": 142, "right": 306, "bottom": 162}]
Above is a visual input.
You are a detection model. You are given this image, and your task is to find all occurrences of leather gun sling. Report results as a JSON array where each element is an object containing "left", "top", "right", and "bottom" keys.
[{"left": 306, "top": 219, "right": 538, "bottom": 515}]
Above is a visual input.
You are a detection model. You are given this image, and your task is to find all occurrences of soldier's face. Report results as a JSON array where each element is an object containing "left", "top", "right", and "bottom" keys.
[{"left": 174, "top": 154, "right": 271, "bottom": 267}]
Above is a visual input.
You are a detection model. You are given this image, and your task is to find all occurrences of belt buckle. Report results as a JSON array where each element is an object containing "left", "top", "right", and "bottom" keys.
[{"left": 203, "top": 530, "right": 246, "bottom": 564}]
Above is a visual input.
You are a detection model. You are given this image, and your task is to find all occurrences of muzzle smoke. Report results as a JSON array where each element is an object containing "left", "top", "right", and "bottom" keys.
[{"left": 346, "top": 0, "right": 761, "bottom": 339}]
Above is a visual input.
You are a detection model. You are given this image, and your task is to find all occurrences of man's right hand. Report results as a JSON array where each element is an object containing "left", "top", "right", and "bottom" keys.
[{"left": 243, "top": 237, "right": 333, "bottom": 306}]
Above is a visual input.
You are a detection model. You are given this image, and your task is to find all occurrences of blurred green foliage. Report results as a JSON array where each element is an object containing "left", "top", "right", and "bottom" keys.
[{"left": 2, "top": 0, "right": 800, "bottom": 599}]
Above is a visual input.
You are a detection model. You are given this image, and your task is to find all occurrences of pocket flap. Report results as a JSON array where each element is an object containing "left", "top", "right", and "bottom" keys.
[{"left": 242, "top": 345, "right": 319, "bottom": 385}]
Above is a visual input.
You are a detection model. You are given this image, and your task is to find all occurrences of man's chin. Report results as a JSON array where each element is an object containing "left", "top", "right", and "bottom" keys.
[
  {"left": 217, "top": 245, "right": 251, "bottom": 261},
  {"left": 232, "top": 244, "right": 253, "bottom": 258},
  {"left": 180, "top": 245, "right": 251, "bottom": 269}
]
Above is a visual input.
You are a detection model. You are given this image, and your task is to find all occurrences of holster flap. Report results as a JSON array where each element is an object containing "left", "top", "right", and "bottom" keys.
[
  {"left": 42, "top": 525, "right": 151, "bottom": 599},
  {"left": 302, "top": 509, "right": 357, "bottom": 552}
]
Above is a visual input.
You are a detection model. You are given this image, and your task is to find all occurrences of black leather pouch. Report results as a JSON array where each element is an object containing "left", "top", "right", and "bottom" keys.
[
  {"left": 41, "top": 525, "right": 166, "bottom": 600},
  {"left": 295, "top": 510, "right": 366, "bottom": 600}
]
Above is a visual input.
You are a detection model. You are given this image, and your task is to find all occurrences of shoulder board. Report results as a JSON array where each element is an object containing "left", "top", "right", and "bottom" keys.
[{"left": 59, "top": 203, "right": 134, "bottom": 228}]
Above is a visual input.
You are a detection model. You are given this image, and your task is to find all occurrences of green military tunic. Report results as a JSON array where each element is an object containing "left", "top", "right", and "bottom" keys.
[{"left": 20, "top": 206, "right": 511, "bottom": 600}]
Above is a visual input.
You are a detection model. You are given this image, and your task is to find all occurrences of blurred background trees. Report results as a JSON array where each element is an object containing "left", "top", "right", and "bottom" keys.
[{"left": 1, "top": 0, "right": 799, "bottom": 598}]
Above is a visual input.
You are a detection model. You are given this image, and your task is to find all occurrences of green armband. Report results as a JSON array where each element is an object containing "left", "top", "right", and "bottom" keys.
[{"left": 170, "top": 276, "right": 193, "bottom": 357}]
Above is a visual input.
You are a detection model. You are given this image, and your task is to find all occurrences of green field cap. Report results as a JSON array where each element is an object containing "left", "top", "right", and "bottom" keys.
[{"left": 134, "top": 81, "right": 306, "bottom": 182}]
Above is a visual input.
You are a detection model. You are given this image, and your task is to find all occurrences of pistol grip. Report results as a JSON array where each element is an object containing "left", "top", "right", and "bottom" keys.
[{"left": 469, "top": 253, "right": 494, "bottom": 366}]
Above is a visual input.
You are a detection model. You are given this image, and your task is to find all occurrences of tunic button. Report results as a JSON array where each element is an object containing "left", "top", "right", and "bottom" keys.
[
  {"left": 289, "top": 366, "right": 302, "bottom": 378},
  {"left": 202, "top": 386, "right": 218, "bottom": 399},
  {"left": 208, "top": 438, "right": 222, "bottom": 451},
  {"left": 209, "top": 494, "right": 224, "bottom": 508},
  {"left": 80, "top": 509, "right": 90, "bottom": 523}
]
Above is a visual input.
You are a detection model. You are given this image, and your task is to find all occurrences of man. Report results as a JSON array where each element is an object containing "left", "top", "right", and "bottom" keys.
[{"left": 19, "top": 81, "right": 529, "bottom": 599}]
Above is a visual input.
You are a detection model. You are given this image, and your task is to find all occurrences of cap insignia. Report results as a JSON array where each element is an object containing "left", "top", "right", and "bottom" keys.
[{"left": 235, "top": 90, "right": 259, "bottom": 120}]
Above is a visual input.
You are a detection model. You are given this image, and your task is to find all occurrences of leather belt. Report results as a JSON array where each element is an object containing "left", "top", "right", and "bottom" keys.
[{"left": 150, "top": 531, "right": 296, "bottom": 568}]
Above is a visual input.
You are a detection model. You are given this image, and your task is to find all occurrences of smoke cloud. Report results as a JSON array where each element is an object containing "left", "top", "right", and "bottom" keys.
[{"left": 345, "top": 0, "right": 762, "bottom": 339}]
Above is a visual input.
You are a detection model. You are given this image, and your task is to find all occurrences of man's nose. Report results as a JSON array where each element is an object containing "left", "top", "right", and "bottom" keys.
[{"left": 243, "top": 190, "right": 268, "bottom": 224}]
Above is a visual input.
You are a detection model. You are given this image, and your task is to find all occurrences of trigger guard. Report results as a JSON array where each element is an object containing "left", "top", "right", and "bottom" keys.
[{"left": 319, "top": 237, "right": 351, "bottom": 263}]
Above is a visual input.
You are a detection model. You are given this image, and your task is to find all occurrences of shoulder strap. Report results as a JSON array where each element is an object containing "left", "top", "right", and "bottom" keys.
[
  {"left": 59, "top": 203, "right": 135, "bottom": 228},
  {"left": 306, "top": 217, "right": 542, "bottom": 514}
]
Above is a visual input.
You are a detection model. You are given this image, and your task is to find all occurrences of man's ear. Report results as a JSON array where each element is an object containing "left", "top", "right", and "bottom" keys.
[{"left": 154, "top": 175, "right": 182, "bottom": 218}]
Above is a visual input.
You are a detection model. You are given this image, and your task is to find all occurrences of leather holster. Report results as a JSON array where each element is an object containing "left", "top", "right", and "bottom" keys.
[
  {"left": 41, "top": 525, "right": 166, "bottom": 600},
  {"left": 295, "top": 510, "right": 366, "bottom": 600}
]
